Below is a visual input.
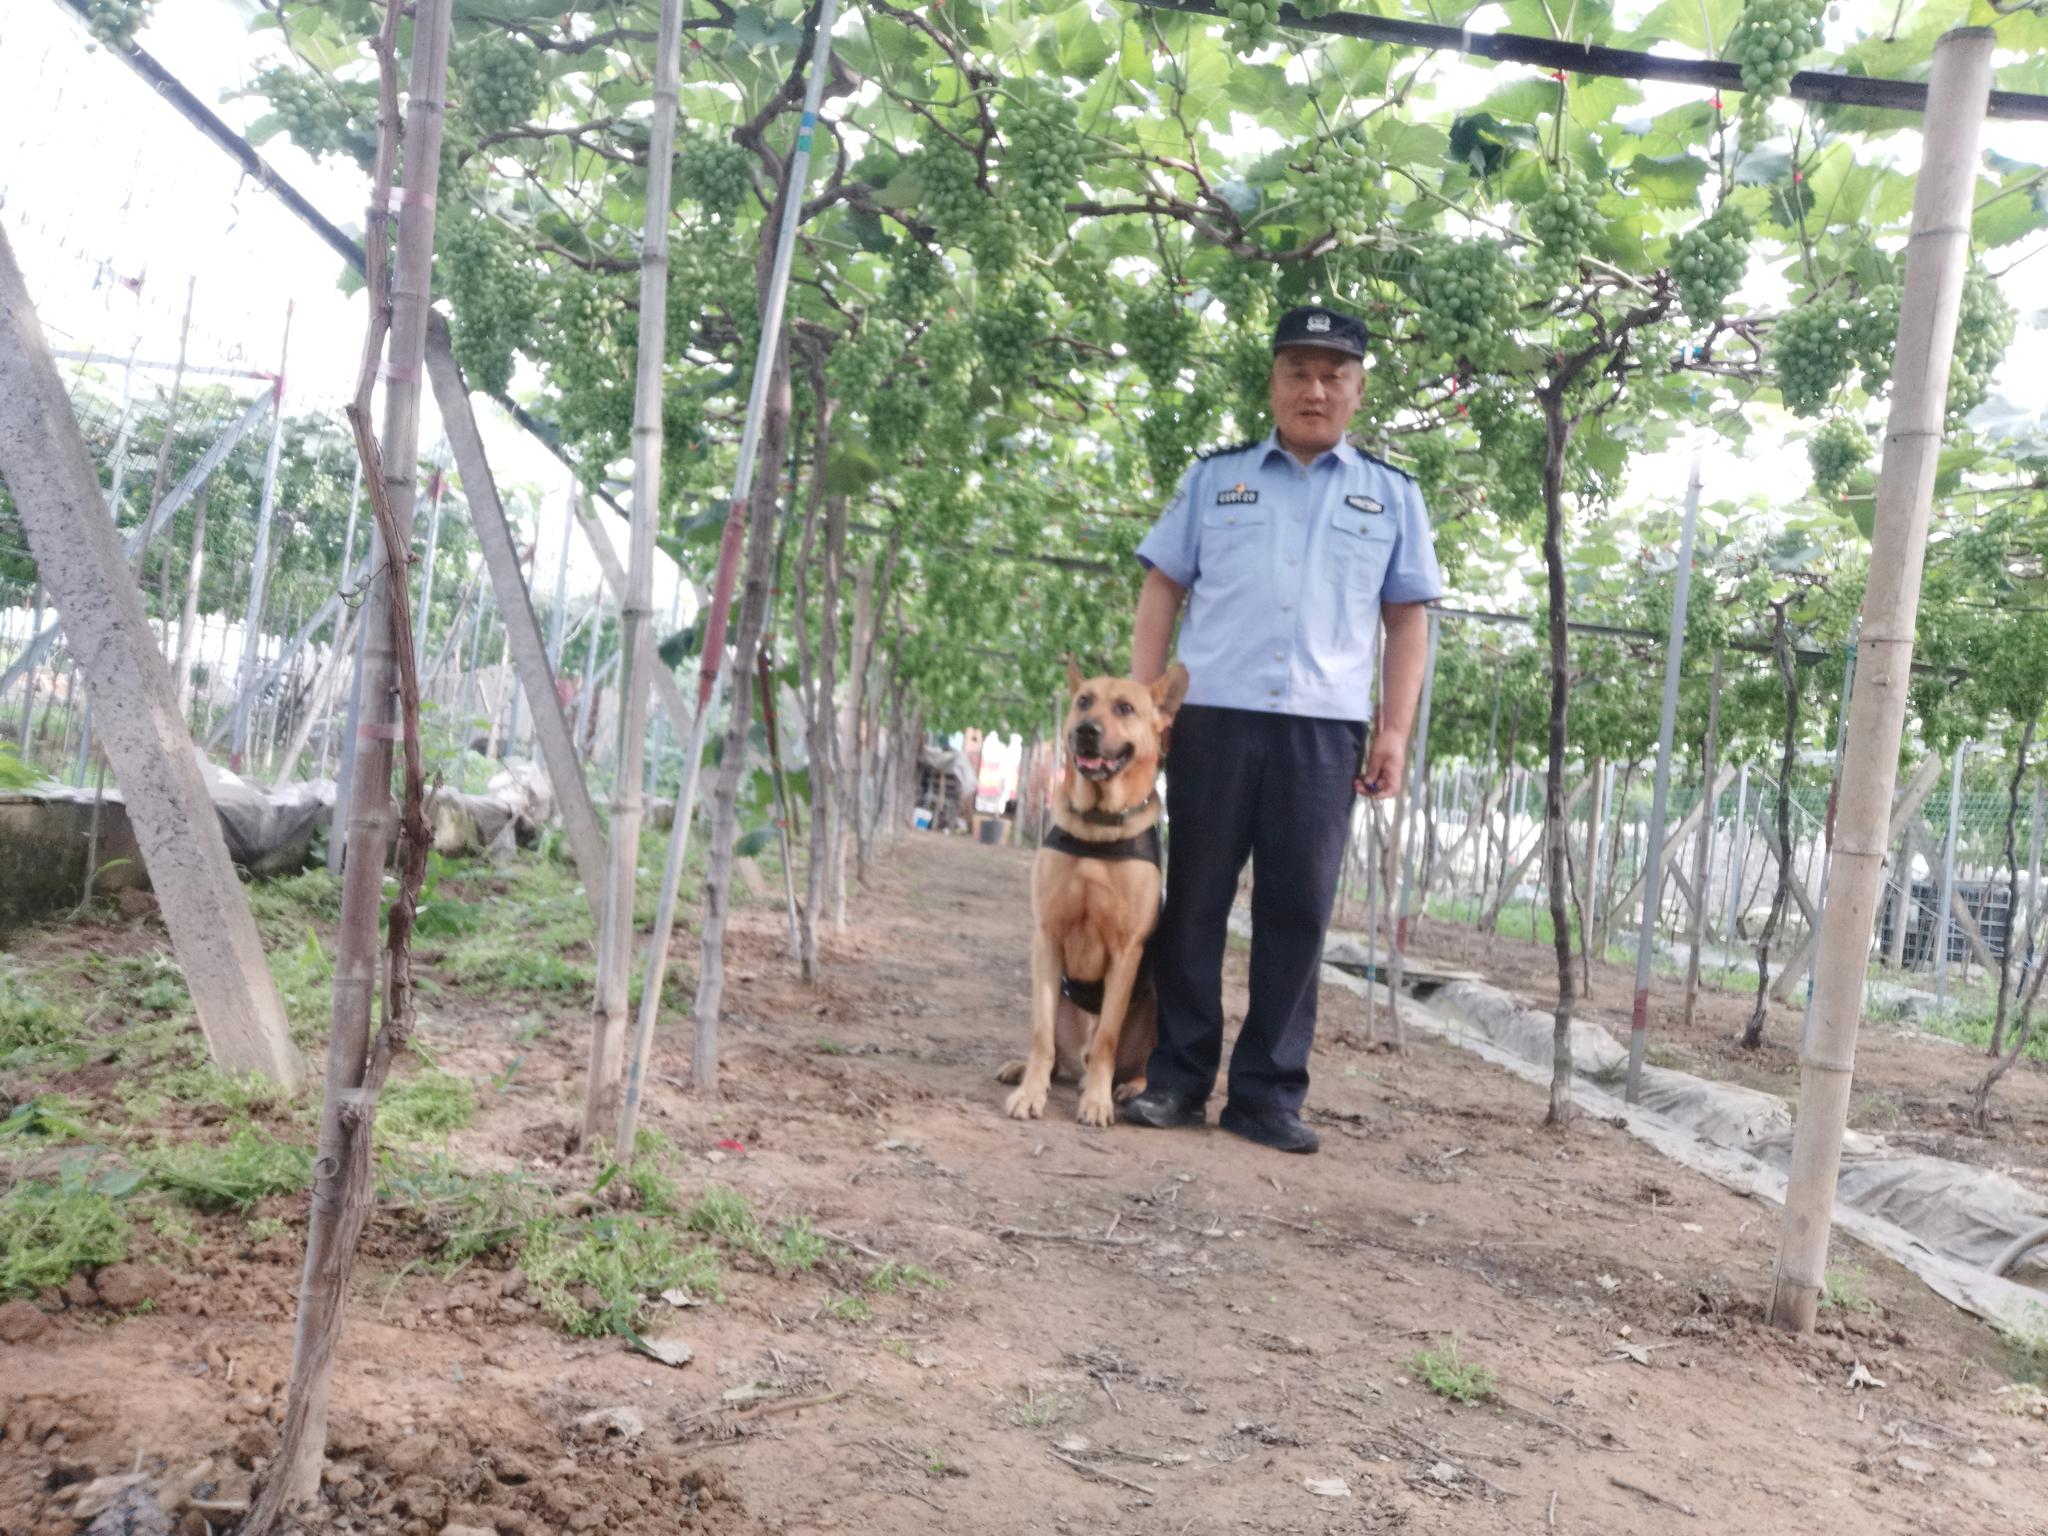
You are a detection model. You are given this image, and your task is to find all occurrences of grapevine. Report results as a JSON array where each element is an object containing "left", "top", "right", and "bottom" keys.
[
  {"left": 1947, "top": 266, "right": 2015, "bottom": 421},
  {"left": 1846, "top": 283, "right": 1899, "bottom": 386},
  {"left": 454, "top": 33, "right": 546, "bottom": 136},
  {"left": 1002, "top": 94, "right": 1086, "bottom": 246},
  {"left": 975, "top": 282, "right": 1052, "bottom": 397},
  {"left": 1724, "top": 0, "right": 1824, "bottom": 134},
  {"left": 1298, "top": 127, "right": 1380, "bottom": 244},
  {"left": 1222, "top": 0, "right": 1280, "bottom": 53},
  {"left": 248, "top": 67, "right": 379, "bottom": 169},
  {"left": 83, "top": 0, "right": 154, "bottom": 49},
  {"left": 1807, "top": 416, "right": 1869, "bottom": 499},
  {"left": 829, "top": 321, "right": 908, "bottom": 407},
  {"left": 1123, "top": 287, "right": 1200, "bottom": 388},
  {"left": 436, "top": 211, "right": 539, "bottom": 398},
  {"left": 1208, "top": 259, "right": 1277, "bottom": 330},
  {"left": 1222, "top": 329, "right": 1273, "bottom": 440},
  {"left": 1771, "top": 291, "right": 1855, "bottom": 417},
  {"left": 884, "top": 242, "right": 949, "bottom": 322},
  {"left": 916, "top": 136, "right": 991, "bottom": 247},
  {"left": 1412, "top": 237, "right": 1516, "bottom": 368},
  {"left": 676, "top": 135, "right": 753, "bottom": 216},
  {"left": 1670, "top": 203, "right": 1751, "bottom": 322},
  {"left": 1525, "top": 161, "right": 1601, "bottom": 292}
]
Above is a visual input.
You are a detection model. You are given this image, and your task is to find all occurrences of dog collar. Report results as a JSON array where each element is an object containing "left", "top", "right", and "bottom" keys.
[
  {"left": 1064, "top": 791, "right": 1157, "bottom": 828},
  {"left": 1043, "top": 821, "right": 1162, "bottom": 868}
]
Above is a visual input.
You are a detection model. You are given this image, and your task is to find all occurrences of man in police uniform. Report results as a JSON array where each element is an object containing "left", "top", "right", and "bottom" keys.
[{"left": 1122, "top": 303, "right": 1442, "bottom": 1153}]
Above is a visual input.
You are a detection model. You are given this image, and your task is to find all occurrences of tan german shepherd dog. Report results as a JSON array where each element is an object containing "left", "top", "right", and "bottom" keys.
[{"left": 999, "top": 659, "right": 1189, "bottom": 1126}]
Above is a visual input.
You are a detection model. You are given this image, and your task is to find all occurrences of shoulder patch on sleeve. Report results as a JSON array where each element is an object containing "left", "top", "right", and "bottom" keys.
[
  {"left": 1195, "top": 438, "right": 1262, "bottom": 463},
  {"left": 1357, "top": 447, "right": 1418, "bottom": 483}
]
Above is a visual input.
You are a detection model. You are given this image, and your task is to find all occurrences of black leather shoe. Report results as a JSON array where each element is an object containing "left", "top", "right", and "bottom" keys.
[
  {"left": 1219, "top": 1103, "right": 1319, "bottom": 1154},
  {"left": 1120, "top": 1089, "right": 1207, "bottom": 1129}
]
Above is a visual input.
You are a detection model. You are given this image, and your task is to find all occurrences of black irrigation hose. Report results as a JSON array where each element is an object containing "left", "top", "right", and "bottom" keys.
[{"left": 1990, "top": 1219, "right": 2048, "bottom": 1278}]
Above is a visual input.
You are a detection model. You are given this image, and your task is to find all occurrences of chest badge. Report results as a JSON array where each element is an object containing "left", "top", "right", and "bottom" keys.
[
  {"left": 1345, "top": 494, "right": 1384, "bottom": 515},
  {"left": 1216, "top": 483, "right": 1259, "bottom": 506}
]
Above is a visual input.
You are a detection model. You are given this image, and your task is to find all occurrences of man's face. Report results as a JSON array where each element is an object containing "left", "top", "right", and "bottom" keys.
[{"left": 1269, "top": 346, "right": 1365, "bottom": 455}]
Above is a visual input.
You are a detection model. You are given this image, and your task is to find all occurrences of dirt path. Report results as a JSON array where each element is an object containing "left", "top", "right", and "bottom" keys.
[{"left": 5, "top": 834, "right": 2047, "bottom": 1536}]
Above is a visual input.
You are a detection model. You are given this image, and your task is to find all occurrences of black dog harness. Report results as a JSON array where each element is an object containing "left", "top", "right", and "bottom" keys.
[{"left": 1043, "top": 801, "right": 1162, "bottom": 1014}]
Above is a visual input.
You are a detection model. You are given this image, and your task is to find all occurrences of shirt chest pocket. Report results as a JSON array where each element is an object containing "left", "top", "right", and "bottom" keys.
[
  {"left": 1321, "top": 505, "right": 1396, "bottom": 590},
  {"left": 1200, "top": 505, "right": 1269, "bottom": 585}
]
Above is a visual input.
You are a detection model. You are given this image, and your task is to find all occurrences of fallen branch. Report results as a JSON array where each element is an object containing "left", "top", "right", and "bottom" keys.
[
  {"left": 815, "top": 1227, "right": 893, "bottom": 1262},
  {"left": 1609, "top": 1475, "right": 1696, "bottom": 1517},
  {"left": 1046, "top": 1449, "right": 1158, "bottom": 1497},
  {"left": 1392, "top": 1425, "right": 1520, "bottom": 1500},
  {"left": 990, "top": 1225, "right": 1146, "bottom": 1248},
  {"left": 733, "top": 1389, "right": 848, "bottom": 1423}
]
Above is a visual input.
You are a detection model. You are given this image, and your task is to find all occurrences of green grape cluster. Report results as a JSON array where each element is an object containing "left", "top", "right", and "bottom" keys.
[
  {"left": 1670, "top": 203, "right": 1752, "bottom": 322},
  {"left": 916, "top": 138, "right": 990, "bottom": 246},
  {"left": 84, "top": 0, "right": 154, "bottom": 49},
  {"left": 1948, "top": 266, "right": 2015, "bottom": 420},
  {"left": 1725, "top": 0, "right": 1824, "bottom": 132},
  {"left": 455, "top": 34, "right": 546, "bottom": 135},
  {"left": 1002, "top": 95, "right": 1085, "bottom": 244},
  {"left": 1404, "top": 433, "right": 1454, "bottom": 497},
  {"left": 677, "top": 135, "right": 752, "bottom": 215},
  {"left": 1846, "top": 283, "right": 1899, "bottom": 384},
  {"left": 975, "top": 301, "right": 1047, "bottom": 396},
  {"left": 885, "top": 242, "right": 949, "bottom": 322},
  {"left": 1139, "top": 381, "right": 1222, "bottom": 489},
  {"left": 867, "top": 383, "right": 931, "bottom": 459},
  {"left": 1223, "top": 328, "right": 1273, "bottom": 439},
  {"left": 1300, "top": 127, "right": 1379, "bottom": 243},
  {"left": 970, "top": 211, "right": 1028, "bottom": 286},
  {"left": 1207, "top": 259, "right": 1277, "bottom": 329},
  {"left": 1807, "top": 416, "right": 1869, "bottom": 499},
  {"left": 1772, "top": 292, "right": 1855, "bottom": 416},
  {"left": 829, "top": 321, "right": 907, "bottom": 405},
  {"left": 1525, "top": 161, "right": 1601, "bottom": 291},
  {"left": 1414, "top": 238, "right": 1515, "bottom": 367},
  {"left": 915, "top": 319, "right": 979, "bottom": 441},
  {"left": 1291, "top": 0, "right": 1337, "bottom": 14},
  {"left": 436, "top": 212, "right": 538, "bottom": 398},
  {"left": 543, "top": 276, "right": 633, "bottom": 462},
  {"left": 1223, "top": 1, "right": 1281, "bottom": 52},
  {"left": 248, "top": 67, "right": 378, "bottom": 169},
  {"left": 1123, "top": 287, "right": 1199, "bottom": 388},
  {"left": 1466, "top": 390, "right": 1545, "bottom": 522}
]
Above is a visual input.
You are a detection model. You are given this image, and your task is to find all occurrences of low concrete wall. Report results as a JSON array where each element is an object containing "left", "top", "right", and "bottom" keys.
[{"left": 0, "top": 789, "right": 149, "bottom": 931}]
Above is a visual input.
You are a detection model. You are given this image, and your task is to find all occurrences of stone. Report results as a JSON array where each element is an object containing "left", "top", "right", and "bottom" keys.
[
  {"left": 441, "top": 1527, "right": 498, "bottom": 1536},
  {"left": 571, "top": 1406, "right": 643, "bottom": 1443},
  {"left": 69, "top": 1477, "right": 146, "bottom": 1522}
]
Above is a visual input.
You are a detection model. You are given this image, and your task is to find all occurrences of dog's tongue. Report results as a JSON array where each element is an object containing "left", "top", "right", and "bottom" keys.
[{"left": 1077, "top": 755, "right": 1105, "bottom": 771}]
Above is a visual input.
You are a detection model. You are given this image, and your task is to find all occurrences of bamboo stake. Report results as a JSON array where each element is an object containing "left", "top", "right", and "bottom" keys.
[
  {"left": 145, "top": 281, "right": 197, "bottom": 654},
  {"left": 1681, "top": 653, "right": 1722, "bottom": 1030},
  {"left": 1625, "top": 460, "right": 1703, "bottom": 1101},
  {"left": 583, "top": 0, "right": 690, "bottom": 1149},
  {"left": 618, "top": 0, "right": 846, "bottom": 1133},
  {"left": 1769, "top": 26, "right": 1996, "bottom": 1334},
  {"left": 232, "top": 304, "right": 292, "bottom": 765}
]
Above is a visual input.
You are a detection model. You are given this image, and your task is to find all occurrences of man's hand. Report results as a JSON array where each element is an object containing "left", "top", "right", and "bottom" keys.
[{"left": 1355, "top": 729, "right": 1407, "bottom": 800}]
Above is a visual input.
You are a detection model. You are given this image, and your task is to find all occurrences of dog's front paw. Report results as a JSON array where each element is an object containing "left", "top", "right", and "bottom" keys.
[
  {"left": 1004, "top": 1082, "right": 1047, "bottom": 1120},
  {"left": 994, "top": 1059, "right": 1025, "bottom": 1085},
  {"left": 1077, "top": 1087, "right": 1117, "bottom": 1127},
  {"left": 1112, "top": 1075, "right": 1147, "bottom": 1104}
]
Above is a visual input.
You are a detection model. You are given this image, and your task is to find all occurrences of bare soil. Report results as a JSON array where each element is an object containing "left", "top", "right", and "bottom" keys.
[
  {"left": 1404, "top": 913, "right": 2048, "bottom": 1190},
  {"left": 5, "top": 834, "right": 2048, "bottom": 1536}
]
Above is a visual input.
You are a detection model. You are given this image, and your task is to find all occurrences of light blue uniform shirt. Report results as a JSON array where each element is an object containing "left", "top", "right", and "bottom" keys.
[{"left": 1135, "top": 433, "right": 1443, "bottom": 723}]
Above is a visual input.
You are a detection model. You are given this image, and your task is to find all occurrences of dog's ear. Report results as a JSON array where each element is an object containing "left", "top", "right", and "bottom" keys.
[
  {"left": 1151, "top": 662, "right": 1189, "bottom": 720},
  {"left": 1066, "top": 655, "right": 1084, "bottom": 695}
]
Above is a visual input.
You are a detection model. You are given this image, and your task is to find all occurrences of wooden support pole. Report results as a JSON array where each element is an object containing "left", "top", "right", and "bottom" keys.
[
  {"left": 1770, "top": 27, "right": 1996, "bottom": 1335},
  {"left": 0, "top": 224, "right": 297, "bottom": 1086}
]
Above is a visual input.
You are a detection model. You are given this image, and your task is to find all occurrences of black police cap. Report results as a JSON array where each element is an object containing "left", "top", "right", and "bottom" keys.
[{"left": 1271, "top": 304, "right": 1367, "bottom": 359}]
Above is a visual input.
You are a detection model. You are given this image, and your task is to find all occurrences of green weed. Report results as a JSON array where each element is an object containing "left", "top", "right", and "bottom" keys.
[
  {"left": 0, "top": 969, "right": 79, "bottom": 1064},
  {"left": 1016, "top": 1390, "right": 1060, "bottom": 1428},
  {"left": 812, "top": 1039, "right": 848, "bottom": 1056},
  {"left": 269, "top": 930, "right": 336, "bottom": 1044},
  {"left": 0, "top": 1094, "right": 94, "bottom": 1143},
  {"left": 147, "top": 1204, "right": 199, "bottom": 1248},
  {"left": 769, "top": 1217, "right": 829, "bottom": 1274},
  {"left": 522, "top": 1215, "right": 722, "bottom": 1336},
  {"left": 154, "top": 1063, "right": 291, "bottom": 1118},
  {"left": 826, "top": 1294, "right": 871, "bottom": 1323},
  {"left": 867, "top": 1261, "right": 943, "bottom": 1296},
  {"left": 245, "top": 868, "right": 343, "bottom": 933},
  {"left": 1820, "top": 1269, "right": 1878, "bottom": 1315},
  {"left": 1916, "top": 1006, "right": 2048, "bottom": 1064},
  {"left": 381, "top": 1153, "right": 551, "bottom": 1268},
  {"left": 685, "top": 1185, "right": 764, "bottom": 1251},
  {"left": 375, "top": 1069, "right": 478, "bottom": 1145},
  {"left": 1412, "top": 1341, "right": 1496, "bottom": 1405},
  {"left": 143, "top": 1126, "right": 314, "bottom": 1211},
  {"left": 0, "top": 1164, "right": 131, "bottom": 1298},
  {"left": 245, "top": 1215, "right": 289, "bottom": 1243}
]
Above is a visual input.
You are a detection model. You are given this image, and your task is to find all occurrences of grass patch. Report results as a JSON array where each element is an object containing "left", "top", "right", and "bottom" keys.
[
  {"left": 153, "top": 1063, "right": 293, "bottom": 1118},
  {"left": 1819, "top": 1269, "right": 1878, "bottom": 1315},
  {"left": 867, "top": 1260, "right": 944, "bottom": 1295},
  {"left": 0, "top": 1094, "right": 95, "bottom": 1143},
  {"left": 0, "top": 1165, "right": 131, "bottom": 1298},
  {"left": 685, "top": 1185, "right": 765, "bottom": 1250},
  {"left": 382, "top": 1152, "right": 552, "bottom": 1269},
  {"left": 269, "top": 930, "right": 336, "bottom": 1045},
  {"left": 0, "top": 968, "right": 81, "bottom": 1066},
  {"left": 143, "top": 1126, "right": 314, "bottom": 1211},
  {"left": 245, "top": 868, "right": 344, "bottom": 933},
  {"left": 769, "top": 1217, "right": 829, "bottom": 1274},
  {"left": 375, "top": 1069, "right": 478, "bottom": 1145},
  {"left": 1914, "top": 1006, "right": 2048, "bottom": 1063},
  {"left": 522, "top": 1215, "right": 722, "bottom": 1336},
  {"left": 826, "top": 1293, "right": 871, "bottom": 1322},
  {"left": 1412, "top": 1340, "right": 1496, "bottom": 1405}
]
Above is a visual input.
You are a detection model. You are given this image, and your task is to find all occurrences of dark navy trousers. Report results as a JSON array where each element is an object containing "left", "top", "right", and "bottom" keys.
[{"left": 1146, "top": 704, "right": 1366, "bottom": 1115}]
